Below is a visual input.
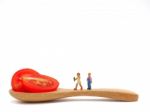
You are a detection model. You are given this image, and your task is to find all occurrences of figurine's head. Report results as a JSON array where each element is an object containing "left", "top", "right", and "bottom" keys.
[
  {"left": 88, "top": 72, "right": 91, "bottom": 77},
  {"left": 77, "top": 72, "right": 80, "bottom": 77}
]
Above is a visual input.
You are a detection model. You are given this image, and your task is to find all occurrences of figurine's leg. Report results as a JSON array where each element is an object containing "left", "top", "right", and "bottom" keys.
[
  {"left": 87, "top": 82, "right": 91, "bottom": 90},
  {"left": 89, "top": 82, "right": 91, "bottom": 90},
  {"left": 79, "top": 83, "right": 83, "bottom": 90},
  {"left": 87, "top": 82, "right": 89, "bottom": 90},
  {"left": 74, "top": 83, "right": 78, "bottom": 90},
  {"left": 87, "top": 83, "right": 89, "bottom": 90}
]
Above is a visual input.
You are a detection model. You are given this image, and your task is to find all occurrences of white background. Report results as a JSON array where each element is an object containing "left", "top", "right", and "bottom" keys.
[{"left": 0, "top": 0, "right": 150, "bottom": 111}]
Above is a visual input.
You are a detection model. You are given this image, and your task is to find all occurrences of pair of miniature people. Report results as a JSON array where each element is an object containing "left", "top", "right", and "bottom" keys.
[{"left": 73, "top": 72, "right": 92, "bottom": 90}]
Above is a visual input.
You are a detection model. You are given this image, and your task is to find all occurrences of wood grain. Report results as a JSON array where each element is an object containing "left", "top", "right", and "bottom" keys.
[{"left": 9, "top": 88, "right": 138, "bottom": 102}]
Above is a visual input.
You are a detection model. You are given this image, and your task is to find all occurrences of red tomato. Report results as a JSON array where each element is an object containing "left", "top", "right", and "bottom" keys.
[
  {"left": 22, "top": 74, "right": 59, "bottom": 93},
  {"left": 11, "top": 68, "right": 39, "bottom": 92}
]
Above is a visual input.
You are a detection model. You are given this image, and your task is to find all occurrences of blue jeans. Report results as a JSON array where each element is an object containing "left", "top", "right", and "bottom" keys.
[{"left": 87, "top": 81, "right": 91, "bottom": 90}]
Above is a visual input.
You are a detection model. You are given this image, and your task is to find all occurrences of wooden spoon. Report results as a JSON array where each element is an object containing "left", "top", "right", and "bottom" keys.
[{"left": 9, "top": 88, "right": 138, "bottom": 102}]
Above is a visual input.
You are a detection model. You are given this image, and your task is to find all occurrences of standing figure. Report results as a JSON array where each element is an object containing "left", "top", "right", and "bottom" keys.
[
  {"left": 87, "top": 72, "right": 92, "bottom": 90},
  {"left": 73, "top": 72, "right": 83, "bottom": 90}
]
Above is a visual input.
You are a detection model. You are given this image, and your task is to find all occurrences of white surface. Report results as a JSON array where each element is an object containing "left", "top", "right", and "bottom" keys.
[{"left": 0, "top": 0, "right": 150, "bottom": 111}]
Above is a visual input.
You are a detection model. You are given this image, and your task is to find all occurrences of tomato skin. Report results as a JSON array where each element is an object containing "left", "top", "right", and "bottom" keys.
[
  {"left": 22, "top": 74, "right": 59, "bottom": 93},
  {"left": 11, "top": 68, "right": 39, "bottom": 92}
]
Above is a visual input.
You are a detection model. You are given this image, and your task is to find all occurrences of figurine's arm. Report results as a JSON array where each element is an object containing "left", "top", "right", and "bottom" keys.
[{"left": 73, "top": 77, "right": 77, "bottom": 81}]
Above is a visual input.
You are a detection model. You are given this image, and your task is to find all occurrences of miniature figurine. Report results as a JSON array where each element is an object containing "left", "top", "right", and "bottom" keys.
[
  {"left": 73, "top": 72, "right": 83, "bottom": 90},
  {"left": 87, "top": 72, "right": 92, "bottom": 90}
]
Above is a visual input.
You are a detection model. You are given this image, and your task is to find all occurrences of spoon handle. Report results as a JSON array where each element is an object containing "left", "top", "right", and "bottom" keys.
[{"left": 10, "top": 88, "right": 138, "bottom": 102}]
